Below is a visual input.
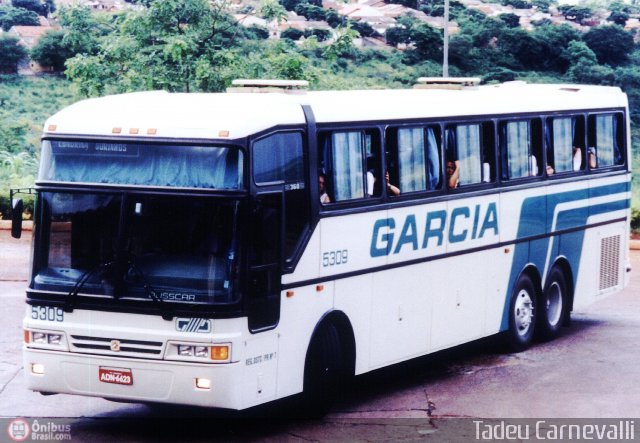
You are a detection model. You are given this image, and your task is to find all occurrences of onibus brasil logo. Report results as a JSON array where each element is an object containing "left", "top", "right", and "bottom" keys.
[{"left": 7, "top": 419, "right": 30, "bottom": 442}]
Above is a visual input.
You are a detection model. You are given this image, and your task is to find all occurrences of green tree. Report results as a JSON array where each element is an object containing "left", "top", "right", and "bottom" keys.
[
  {"left": 43, "top": 0, "right": 55, "bottom": 15},
  {"left": 608, "top": 1, "right": 633, "bottom": 26},
  {"left": 530, "top": 24, "right": 580, "bottom": 72},
  {"left": 499, "top": 0, "right": 531, "bottom": 9},
  {"left": 567, "top": 59, "right": 615, "bottom": 84},
  {"left": 0, "top": 114, "right": 29, "bottom": 154},
  {"left": 498, "top": 13, "right": 520, "bottom": 28},
  {"left": 385, "top": 12, "right": 443, "bottom": 59},
  {"left": 563, "top": 40, "right": 597, "bottom": 66},
  {"left": 350, "top": 20, "right": 376, "bottom": 37},
  {"left": 57, "top": 5, "right": 112, "bottom": 55},
  {"left": 385, "top": 18, "right": 412, "bottom": 47},
  {"left": 294, "top": 3, "right": 326, "bottom": 21},
  {"left": 245, "top": 24, "right": 269, "bottom": 39},
  {"left": 11, "top": 0, "right": 43, "bottom": 14},
  {"left": 279, "top": 0, "right": 321, "bottom": 11},
  {"left": 410, "top": 22, "right": 442, "bottom": 62},
  {"left": 0, "top": 36, "right": 27, "bottom": 73},
  {"left": 324, "top": 8, "right": 344, "bottom": 28},
  {"left": 531, "top": 0, "right": 552, "bottom": 13},
  {"left": 582, "top": 25, "right": 634, "bottom": 66},
  {"left": 557, "top": 5, "right": 593, "bottom": 25},
  {"left": 304, "top": 28, "right": 331, "bottom": 42},
  {"left": 261, "top": 0, "right": 288, "bottom": 25},
  {"left": 0, "top": 5, "right": 40, "bottom": 31},
  {"left": 324, "top": 25, "right": 358, "bottom": 61},
  {"left": 30, "top": 30, "right": 74, "bottom": 71},
  {"left": 65, "top": 0, "right": 246, "bottom": 95},
  {"left": 281, "top": 27, "right": 304, "bottom": 40}
]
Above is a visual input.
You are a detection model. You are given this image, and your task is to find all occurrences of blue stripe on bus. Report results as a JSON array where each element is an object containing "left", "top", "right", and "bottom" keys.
[{"left": 499, "top": 181, "right": 630, "bottom": 332}]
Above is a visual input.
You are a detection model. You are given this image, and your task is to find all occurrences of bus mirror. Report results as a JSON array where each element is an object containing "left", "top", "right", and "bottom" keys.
[{"left": 11, "top": 198, "right": 23, "bottom": 239}]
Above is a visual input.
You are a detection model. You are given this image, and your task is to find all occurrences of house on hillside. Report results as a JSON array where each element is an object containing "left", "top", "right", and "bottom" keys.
[
  {"left": 276, "top": 11, "right": 333, "bottom": 39},
  {"left": 233, "top": 13, "right": 268, "bottom": 30},
  {"left": 8, "top": 25, "right": 57, "bottom": 74}
]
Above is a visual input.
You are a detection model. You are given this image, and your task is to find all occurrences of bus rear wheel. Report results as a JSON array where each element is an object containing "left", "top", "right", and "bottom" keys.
[
  {"left": 302, "top": 322, "right": 345, "bottom": 417},
  {"left": 537, "top": 267, "right": 567, "bottom": 341},
  {"left": 505, "top": 274, "right": 536, "bottom": 352}
]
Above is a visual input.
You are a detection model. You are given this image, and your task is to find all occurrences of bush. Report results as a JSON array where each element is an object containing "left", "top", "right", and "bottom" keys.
[{"left": 632, "top": 208, "right": 640, "bottom": 232}]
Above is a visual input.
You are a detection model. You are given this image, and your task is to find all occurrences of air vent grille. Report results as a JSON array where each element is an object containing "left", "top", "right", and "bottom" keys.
[{"left": 599, "top": 235, "right": 621, "bottom": 291}]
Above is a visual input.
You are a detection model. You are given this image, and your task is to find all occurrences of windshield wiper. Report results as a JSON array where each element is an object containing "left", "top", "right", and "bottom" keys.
[
  {"left": 64, "top": 261, "right": 116, "bottom": 313},
  {"left": 126, "top": 257, "right": 173, "bottom": 321}
]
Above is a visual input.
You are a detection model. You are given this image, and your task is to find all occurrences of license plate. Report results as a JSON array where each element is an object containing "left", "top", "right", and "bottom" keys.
[{"left": 99, "top": 367, "right": 133, "bottom": 385}]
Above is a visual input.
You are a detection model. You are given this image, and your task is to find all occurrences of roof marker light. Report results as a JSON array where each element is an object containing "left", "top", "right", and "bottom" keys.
[
  {"left": 218, "top": 130, "right": 230, "bottom": 138},
  {"left": 147, "top": 128, "right": 157, "bottom": 135},
  {"left": 112, "top": 127, "right": 122, "bottom": 134},
  {"left": 47, "top": 124, "right": 57, "bottom": 132},
  {"left": 227, "top": 79, "right": 309, "bottom": 94},
  {"left": 129, "top": 128, "right": 139, "bottom": 135},
  {"left": 414, "top": 77, "right": 480, "bottom": 90}
]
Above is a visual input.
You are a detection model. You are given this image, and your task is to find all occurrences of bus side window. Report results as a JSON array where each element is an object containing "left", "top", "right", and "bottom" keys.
[
  {"left": 391, "top": 126, "right": 440, "bottom": 194},
  {"left": 547, "top": 116, "right": 585, "bottom": 174},
  {"left": 320, "top": 129, "right": 381, "bottom": 202},
  {"left": 588, "top": 113, "right": 625, "bottom": 169},
  {"left": 500, "top": 119, "right": 542, "bottom": 180},
  {"left": 445, "top": 123, "right": 492, "bottom": 186}
]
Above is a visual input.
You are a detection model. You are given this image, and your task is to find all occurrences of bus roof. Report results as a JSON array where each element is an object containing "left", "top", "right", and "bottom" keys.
[{"left": 44, "top": 83, "right": 628, "bottom": 140}]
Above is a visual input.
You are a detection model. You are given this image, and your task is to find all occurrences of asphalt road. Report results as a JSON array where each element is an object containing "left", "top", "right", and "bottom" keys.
[{"left": 1, "top": 229, "right": 639, "bottom": 441}]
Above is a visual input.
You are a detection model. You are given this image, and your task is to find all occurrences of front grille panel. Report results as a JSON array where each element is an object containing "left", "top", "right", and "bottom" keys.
[{"left": 70, "top": 335, "right": 164, "bottom": 358}]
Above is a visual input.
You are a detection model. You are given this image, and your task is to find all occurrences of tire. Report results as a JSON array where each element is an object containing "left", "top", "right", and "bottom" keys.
[
  {"left": 537, "top": 267, "right": 568, "bottom": 341},
  {"left": 505, "top": 273, "right": 536, "bottom": 352},
  {"left": 301, "top": 322, "right": 344, "bottom": 417}
]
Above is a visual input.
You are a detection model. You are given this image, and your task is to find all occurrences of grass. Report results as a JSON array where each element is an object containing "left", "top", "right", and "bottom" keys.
[{"left": 0, "top": 75, "right": 80, "bottom": 218}]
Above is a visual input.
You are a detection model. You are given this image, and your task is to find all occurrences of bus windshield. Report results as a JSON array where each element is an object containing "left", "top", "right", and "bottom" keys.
[
  {"left": 33, "top": 192, "right": 242, "bottom": 306},
  {"left": 39, "top": 140, "right": 244, "bottom": 190}
]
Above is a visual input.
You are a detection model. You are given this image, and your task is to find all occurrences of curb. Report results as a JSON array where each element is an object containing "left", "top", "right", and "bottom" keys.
[{"left": 0, "top": 220, "right": 33, "bottom": 231}]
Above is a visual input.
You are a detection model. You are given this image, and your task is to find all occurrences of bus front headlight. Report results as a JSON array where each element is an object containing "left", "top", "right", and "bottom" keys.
[
  {"left": 25, "top": 329, "right": 68, "bottom": 351},
  {"left": 168, "top": 342, "right": 231, "bottom": 363}
]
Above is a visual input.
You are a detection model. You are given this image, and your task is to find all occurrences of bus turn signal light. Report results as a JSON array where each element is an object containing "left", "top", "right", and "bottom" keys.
[{"left": 210, "top": 345, "right": 229, "bottom": 361}]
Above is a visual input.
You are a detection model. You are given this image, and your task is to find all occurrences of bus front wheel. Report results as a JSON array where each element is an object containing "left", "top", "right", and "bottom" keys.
[
  {"left": 505, "top": 274, "right": 536, "bottom": 352},
  {"left": 537, "top": 267, "right": 567, "bottom": 341},
  {"left": 302, "top": 322, "right": 345, "bottom": 417}
]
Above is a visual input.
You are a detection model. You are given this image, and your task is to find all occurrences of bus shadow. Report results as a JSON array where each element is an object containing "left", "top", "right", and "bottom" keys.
[
  {"left": 334, "top": 315, "right": 605, "bottom": 412},
  {"left": 71, "top": 317, "right": 605, "bottom": 440}
]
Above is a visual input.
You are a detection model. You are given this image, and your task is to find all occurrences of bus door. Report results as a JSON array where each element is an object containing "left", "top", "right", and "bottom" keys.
[{"left": 246, "top": 192, "right": 283, "bottom": 332}]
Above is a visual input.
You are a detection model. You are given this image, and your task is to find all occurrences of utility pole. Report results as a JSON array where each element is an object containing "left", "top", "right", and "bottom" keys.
[{"left": 443, "top": 0, "right": 449, "bottom": 77}]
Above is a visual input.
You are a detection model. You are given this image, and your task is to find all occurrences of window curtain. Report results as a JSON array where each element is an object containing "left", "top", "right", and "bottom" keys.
[
  {"left": 506, "top": 121, "right": 530, "bottom": 179},
  {"left": 397, "top": 127, "right": 426, "bottom": 192},
  {"left": 332, "top": 132, "right": 364, "bottom": 201},
  {"left": 426, "top": 127, "right": 440, "bottom": 189},
  {"left": 43, "top": 142, "right": 243, "bottom": 189},
  {"left": 552, "top": 118, "right": 573, "bottom": 173},
  {"left": 456, "top": 125, "right": 481, "bottom": 185},
  {"left": 253, "top": 133, "right": 304, "bottom": 185},
  {"left": 596, "top": 115, "right": 619, "bottom": 167}
]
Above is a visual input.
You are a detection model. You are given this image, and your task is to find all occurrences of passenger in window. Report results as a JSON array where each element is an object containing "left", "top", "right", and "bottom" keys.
[
  {"left": 446, "top": 160, "right": 460, "bottom": 189},
  {"left": 587, "top": 147, "right": 597, "bottom": 168},
  {"left": 385, "top": 170, "right": 400, "bottom": 196},
  {"left": 319, "top": 173, "right": 330, "bottom": 204},
  {"left": 572, "top": 147, "right": 582, "bottom": 171},
  {"left": 365, "top": 157, "right": 380, "bottom": 197},
  {"left": 529, "top": 156, "right": 539, "bottom": 176}
]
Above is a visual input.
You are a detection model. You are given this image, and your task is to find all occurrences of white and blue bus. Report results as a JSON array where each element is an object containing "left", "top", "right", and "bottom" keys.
[{"left": 15, "top": 79, "right": 631, "bottom": 413}]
